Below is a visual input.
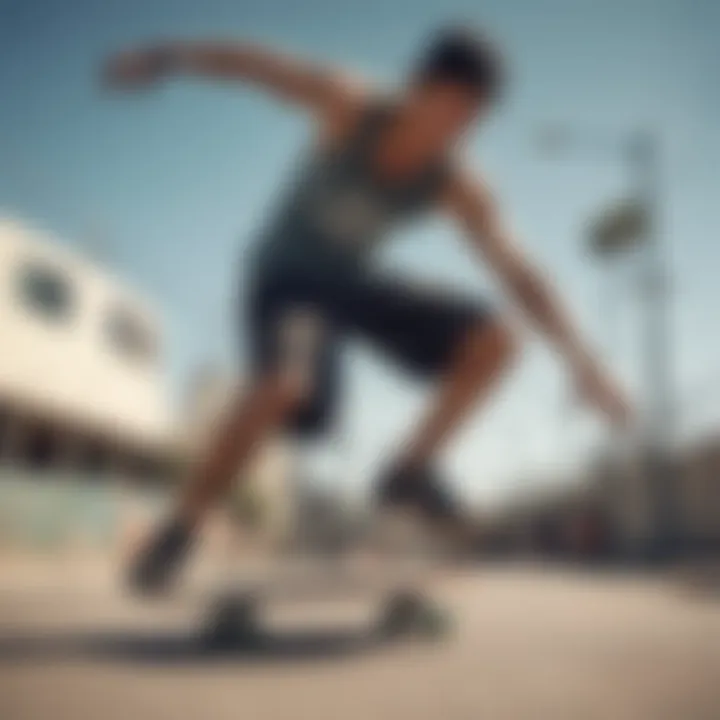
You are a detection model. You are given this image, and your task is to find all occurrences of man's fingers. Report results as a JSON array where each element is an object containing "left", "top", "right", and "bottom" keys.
[
  {"left": 605, "top": 392, "right": 632, "bottom": 429},
  {"left": 102, "top": 51, "right": 154, "bottom": 88},
  {"left": 102, "top": 56, "right": 135, "bottom": 87},
  {"left": 574, "top": 373, "right": 632, "bottom": 429}
]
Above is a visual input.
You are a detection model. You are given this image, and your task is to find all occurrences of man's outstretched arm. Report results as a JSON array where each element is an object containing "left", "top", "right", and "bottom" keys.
[
  {"left": 103, "top": 40, "right": 363, "bottom": 124},
  {"left": 444, "top": 169, "right": 630, "bottom": 427}
]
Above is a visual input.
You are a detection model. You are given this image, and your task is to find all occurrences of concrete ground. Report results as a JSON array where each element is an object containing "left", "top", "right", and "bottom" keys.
[{"left": 0, "top": 562, "right": 719, "bottom": 720}]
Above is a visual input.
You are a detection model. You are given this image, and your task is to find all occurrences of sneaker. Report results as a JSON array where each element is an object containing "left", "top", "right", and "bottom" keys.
[
  {"left": 375, "top": 463, "right": 461, "bottom": 525},
  {"left": 127, "top": 519, "right": 193, "bottom": 596}
]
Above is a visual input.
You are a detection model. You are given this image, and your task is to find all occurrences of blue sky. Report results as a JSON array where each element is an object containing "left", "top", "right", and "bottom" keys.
[{"left": 1, "top": 0, "right": 718, "bottom": 504}]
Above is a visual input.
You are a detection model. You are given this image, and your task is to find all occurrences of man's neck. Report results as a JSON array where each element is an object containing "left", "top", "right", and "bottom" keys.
[{"left": 373, "top": 104, "right": 449, "bottom": 178}]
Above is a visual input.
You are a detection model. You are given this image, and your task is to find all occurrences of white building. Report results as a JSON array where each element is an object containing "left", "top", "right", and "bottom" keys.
[{"left": 0, "top": 215, "right": 177, "bottom": 478}]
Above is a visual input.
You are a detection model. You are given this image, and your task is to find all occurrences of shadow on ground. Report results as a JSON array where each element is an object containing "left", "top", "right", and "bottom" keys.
[{"left": 0, "top": 626, "right": 396, "bottom": 667}]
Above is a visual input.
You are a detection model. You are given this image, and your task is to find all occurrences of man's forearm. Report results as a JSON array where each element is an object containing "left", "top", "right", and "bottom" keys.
[
  {"left": 156, "top": 42, "right": 277, "bottom": 81},
  {"left": 508, "top": 264, "right": 597, "bottom": 372},
  {"left": 450, "top": 177, "right": 599, "bottom": 375},
  {"left": 447, "top": 171, "right": 627, "bottom": 423},
  {"left": 148, "top": 41, "right": 344, "bottom": 108}
]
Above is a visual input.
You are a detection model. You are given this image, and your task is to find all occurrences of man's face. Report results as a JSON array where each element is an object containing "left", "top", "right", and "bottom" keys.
[{"left": 409, "top": 80, "right": 486, "bottom": 146}]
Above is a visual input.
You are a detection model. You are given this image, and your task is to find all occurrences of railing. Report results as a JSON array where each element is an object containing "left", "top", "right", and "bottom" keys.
[{"left": 0, "top": 468, "right": 167, "bottom": 552}]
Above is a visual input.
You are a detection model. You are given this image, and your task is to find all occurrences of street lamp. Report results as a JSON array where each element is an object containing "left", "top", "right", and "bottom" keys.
[
  {"left": 537, "top": 126, "right": 676, "bottom": 558},
  {"left": 537, "top": 126, "right": 671, "bottom": 443}
]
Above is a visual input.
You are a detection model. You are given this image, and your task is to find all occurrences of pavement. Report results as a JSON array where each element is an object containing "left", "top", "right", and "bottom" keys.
[{"left": 0, "top": 560, "right": 719, "bottom": 720}]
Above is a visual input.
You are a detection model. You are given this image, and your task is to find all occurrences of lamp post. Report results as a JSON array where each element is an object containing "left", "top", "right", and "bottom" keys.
[{"left": 537, "top": 127, "right": 675, "bottom": 559}]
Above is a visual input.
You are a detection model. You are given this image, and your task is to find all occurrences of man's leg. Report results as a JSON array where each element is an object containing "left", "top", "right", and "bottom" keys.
[
  {"left": 347, "top": 275, "right": 517, "bottom": 521},
  {"left": 394, "top": 319, "right": 516, "bottom": 472},
  {"left": 129, "top": 260, "right": 343, "bottom": 593},
  {"left": 129, "top": 372, "right": 303, "bottom": 593},
  {"left": 177, "top": 373, "right": 304, "bottom": 530},
  {"left": 377, "top": 319, "right": 516, "bottom": 524}
]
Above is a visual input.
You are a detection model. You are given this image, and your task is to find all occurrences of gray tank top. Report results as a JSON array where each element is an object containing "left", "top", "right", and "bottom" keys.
[{"left": 253, "top": 101, "right": 449, "bottom": 277}]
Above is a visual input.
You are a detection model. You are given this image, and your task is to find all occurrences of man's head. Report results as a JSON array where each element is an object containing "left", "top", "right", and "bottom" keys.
[{"left": 405, "top": 26, "right": 505, "bottom": 143}]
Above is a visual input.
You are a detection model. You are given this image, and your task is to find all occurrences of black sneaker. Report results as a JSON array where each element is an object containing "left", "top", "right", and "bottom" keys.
[
  {"left": 375, "top": 463, "right": 461, "bottom": 525},
  {"left": 127, "top": 519, "right": 193, "bottom": 596}
]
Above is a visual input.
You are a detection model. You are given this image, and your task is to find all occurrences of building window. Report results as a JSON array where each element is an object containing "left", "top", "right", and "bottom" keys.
[
  {"left": 21, "top": 422, "right": 59, "bottom": 471},
  {"left": 105, "top": 305, "right": 157, "bottom": 364},
  {"left": 78, "top": 439, "right": 110, "bottom": 475},
  {"left": 16, "top": 261, "right": 74, "bottom": 322},
  {"left": 0, "top": 405, "right": 9, "bottom": 463}
]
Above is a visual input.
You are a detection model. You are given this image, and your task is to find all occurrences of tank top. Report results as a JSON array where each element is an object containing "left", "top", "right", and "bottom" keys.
[{"left": 253, "top": 100, "right": 450, "bottom": 277}]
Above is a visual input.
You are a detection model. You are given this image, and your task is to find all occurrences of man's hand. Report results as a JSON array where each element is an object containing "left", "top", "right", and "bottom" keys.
[
  {"left": 572, "top": 359, "right": 632, "bottom": 429},
  {"left": 103, "top": 47, "right": 173, "bottom": 90}
]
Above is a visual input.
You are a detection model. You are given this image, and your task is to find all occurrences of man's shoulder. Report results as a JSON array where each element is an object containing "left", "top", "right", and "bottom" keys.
[{"left": 318, "top": 79, "right": 374, "bottom": 143}]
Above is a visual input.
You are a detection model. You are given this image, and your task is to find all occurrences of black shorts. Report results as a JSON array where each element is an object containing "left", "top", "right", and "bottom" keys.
[{"left": 247, "top": 263, "right": 493, "bottom": 437}]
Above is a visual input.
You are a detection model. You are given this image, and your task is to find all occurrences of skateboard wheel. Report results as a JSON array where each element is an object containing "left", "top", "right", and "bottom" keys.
[
  {"left": 202, "top": 594, "right": 261, "bottom": 649},
  {"left": 414, "top": 603, "right": 452, "bottom": 639},
  {"left": 377, "top": 591, "right": 451, "bottom": 641}
]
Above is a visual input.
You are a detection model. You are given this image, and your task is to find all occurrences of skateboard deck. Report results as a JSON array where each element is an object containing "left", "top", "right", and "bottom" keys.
[{"left": 202, "top": 585, "right": 451, "bottom": 649}]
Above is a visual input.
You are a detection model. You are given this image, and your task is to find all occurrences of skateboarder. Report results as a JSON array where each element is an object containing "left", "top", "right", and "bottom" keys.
[{"left": 104, "top": 26, "right": 630, "bottom": 593}]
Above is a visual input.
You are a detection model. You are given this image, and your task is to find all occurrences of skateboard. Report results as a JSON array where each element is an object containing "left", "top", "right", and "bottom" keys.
[
  {"left": 197, "top": 511, "right": 458, "bottom": 649},
  {"left": 200, "top": 569, "right": 452, "bottom": 650},
  {"left": 130, "top": 510, "right": 456, "bottom": 650}
]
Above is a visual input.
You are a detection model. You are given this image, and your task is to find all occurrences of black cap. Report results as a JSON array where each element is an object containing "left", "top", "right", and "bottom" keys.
[{"left": 414, "top": 26, "right": 505, "bottom": 101}]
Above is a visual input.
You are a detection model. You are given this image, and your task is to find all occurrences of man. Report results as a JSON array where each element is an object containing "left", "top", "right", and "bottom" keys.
[{"left": 105, "top": 26, "right": 629, "bottom": 593}]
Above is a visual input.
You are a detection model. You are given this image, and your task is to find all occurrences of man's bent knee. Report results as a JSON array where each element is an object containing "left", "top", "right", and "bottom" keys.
[
  {"left": 257, "top": 369, "right": 336, "bottom": 437},
  {"left": 259, "top": 369, "right": 311, "bottom": 409},
  {"left": 462, "top": 318, "right": 519, "bottom": 371}
]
